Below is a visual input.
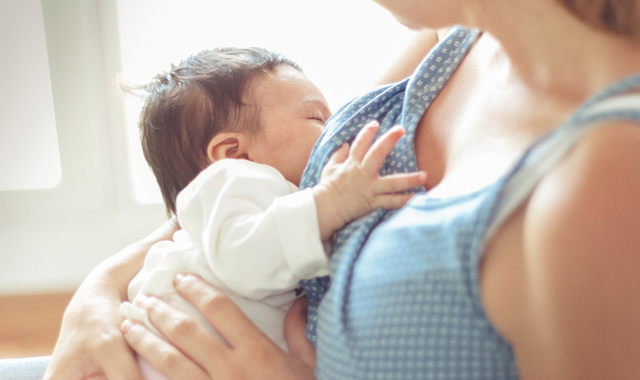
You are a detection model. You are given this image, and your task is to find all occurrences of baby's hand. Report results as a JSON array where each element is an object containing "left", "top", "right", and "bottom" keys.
[{"left": 313, "top": 120, "right": 427, "bottom": 240}]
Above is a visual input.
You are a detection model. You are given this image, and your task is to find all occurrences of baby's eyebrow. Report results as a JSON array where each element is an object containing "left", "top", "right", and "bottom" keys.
[{"left": 301, "top": 97, "right": 331, "bottom": 116}]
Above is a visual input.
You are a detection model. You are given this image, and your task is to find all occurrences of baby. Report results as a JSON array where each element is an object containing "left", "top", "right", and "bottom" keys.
[{"left": 120, "top": 47, "right": 425, "bottom": 379}]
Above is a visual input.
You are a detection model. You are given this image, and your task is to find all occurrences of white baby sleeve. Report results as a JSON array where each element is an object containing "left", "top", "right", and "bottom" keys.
[
  {"left": 271, "top": 189, "right": 331, "bottom": 280},
  {"left": 176, "top": 160, "right": 329, "bottom": 301}
]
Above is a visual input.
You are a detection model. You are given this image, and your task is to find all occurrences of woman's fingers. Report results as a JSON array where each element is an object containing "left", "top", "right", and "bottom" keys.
[
  {"left": 284, "top": 298, "right": 317, "bottom": 369},
  {"left": 130, "top": 294, "right": 226, "bottom": 376},
  {"left": 46, "top": 325, "right": 143, "bottom": 380},
  {"left": 173, "top": 274, "right": 270, "bottom": 348},
  {"left": 124, "top": 277, "right": 317, "bottom": 380},
  {"left": 122, "top": 319, "right": 209, "bottom": 380},
  {"left": 44, "top": 283, "right": 146, "bottom": 380},
  {"left": 96, "top": 331, "right": 145, "bottom": 380}
]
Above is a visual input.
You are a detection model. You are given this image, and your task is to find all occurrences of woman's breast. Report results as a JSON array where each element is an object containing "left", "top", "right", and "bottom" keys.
[{"left": 315, "top": 192, "right": 519, "bottom": 380}]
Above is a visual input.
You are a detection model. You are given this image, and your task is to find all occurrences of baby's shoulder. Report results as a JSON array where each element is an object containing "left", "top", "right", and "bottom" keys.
[
  {"left": 190, "top": 159, "right": 287, "bottom": 188},
  {"left": 178, "top": 159, "right": 294, "bottom": 210}
]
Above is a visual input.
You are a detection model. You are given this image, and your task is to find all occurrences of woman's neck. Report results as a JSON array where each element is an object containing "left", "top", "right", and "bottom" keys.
[{"left": 475, "top": 0, "right": 640, "bottom": 103}]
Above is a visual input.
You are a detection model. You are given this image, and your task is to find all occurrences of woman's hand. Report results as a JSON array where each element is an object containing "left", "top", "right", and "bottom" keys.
[
  {"left": 121, "top": 274, "right": 316, "bottom": 380},
  {"left": 283, "top": 296, "right": 317, "bottom": 369},
  {"left": 44, "top": 271, "right": 142, "bottom": 380},
  {"left": 44, "top": 222, "right": 178, "bottom": 380}
]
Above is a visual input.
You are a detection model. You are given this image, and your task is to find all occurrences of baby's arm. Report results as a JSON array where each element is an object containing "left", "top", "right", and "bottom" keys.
[
  {"left": 170, "top": 123, "right": 423, "bottom": 299},
  {"left": 313, "top": 121, "right": 427, "bottom": 241}
]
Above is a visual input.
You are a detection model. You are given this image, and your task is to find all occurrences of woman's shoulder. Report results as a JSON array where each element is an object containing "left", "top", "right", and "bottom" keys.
[
  {"left": 529, "top": 75, "right": 640, "bottom": 234},
  {"left": 528, "top": 120, "right": 640, "bottom": 250},
  {"left": 525, "top": 75, "right": 640, "bottom": 229},
  {"left": 514, "top": 120, "right": 640, "bottom": 377},
  {"left": 489, "top": 120, "right": 640, "bottom": 378}
]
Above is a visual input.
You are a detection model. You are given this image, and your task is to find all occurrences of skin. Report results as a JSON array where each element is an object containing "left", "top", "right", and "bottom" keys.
[
  {"left": 122, "top": 121, "right": 426, "bottom": 380},
  {"left": 46, "top": 0, "right": 640, "bottom": 378},
  {"left": 206, "top": 64, "right": 331, "bottom": 188},
  {"left": 375, "top": 0, "right": 640, "bottom": 379},
  {"left": 245, "top": 65, "right": 332, "bottom": 188},
  {"left": 45, "top": 60, "right": 425, "bottom": 380},
  {"left": 45, "top": 221, "right": 179, "bottom": 380},
  {"left": 122, "top": 276, "right": 317, "bottom": 380},
  {"left": 207, "top": 65, "right": 426, "bottom": 240}
]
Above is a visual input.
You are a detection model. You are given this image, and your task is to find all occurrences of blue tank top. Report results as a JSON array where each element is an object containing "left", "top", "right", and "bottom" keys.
[{"left": 299, "top": 26, "right": 640, "bottom": 380}]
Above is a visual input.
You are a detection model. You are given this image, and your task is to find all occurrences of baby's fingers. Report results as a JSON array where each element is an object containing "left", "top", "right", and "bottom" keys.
[
  {"left": 372, "top": 193, "right": 417, "bottom": 210},
  {"left": 362, "top": 126, "right": 406, "bottom": 173},
  {"left": 327, "top": 142, "right": 350, "bottom": 166},
  {"left": 348, "top": 121, "right": 380, "bottom": 162},
  {"left": 372, "top": 171, "right": 427, "bottom": 194}
]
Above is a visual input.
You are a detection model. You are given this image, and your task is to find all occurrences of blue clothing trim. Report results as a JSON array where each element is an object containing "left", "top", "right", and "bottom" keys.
[{"left": 0, "top": 356, "right": 50, "bottom": 380}]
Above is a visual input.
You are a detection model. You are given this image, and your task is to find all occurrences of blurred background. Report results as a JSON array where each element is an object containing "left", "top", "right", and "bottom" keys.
[{"left": 0, "top": 0, "right": 413, "bottom": 357}]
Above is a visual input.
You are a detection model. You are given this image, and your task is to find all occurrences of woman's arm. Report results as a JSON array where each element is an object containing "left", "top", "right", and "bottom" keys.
[
  {"left": 373, "top": 28, "right": 445, "bottom": 86},
  {"left": 176, "top": 124, "right": 423, "bottom": 300},
  {"left": 44, "top": 221, "right": 178, "bottom": 380},
  {"left": 513, "top": 123, "right": 640, "bottom": 379},
  {"left": 122, "top": 274, "right": 316, "bottom": 380}
]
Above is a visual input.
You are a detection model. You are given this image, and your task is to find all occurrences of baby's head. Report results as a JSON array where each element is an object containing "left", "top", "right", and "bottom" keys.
[{"left": 136, "top": 47, "right": 330, "bottom": 217}]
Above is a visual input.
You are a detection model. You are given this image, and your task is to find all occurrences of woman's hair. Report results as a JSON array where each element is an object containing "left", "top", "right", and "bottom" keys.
[
  {"left": 558, "top": 0, "right": 640, "bottom": 40},
  {"left": 128, "top": 47, "right": 301, "bottom": 218}
]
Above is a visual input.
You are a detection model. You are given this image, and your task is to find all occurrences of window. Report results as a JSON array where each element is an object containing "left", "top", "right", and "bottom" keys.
[
  {"left": 0, "top": 0, "right": 60, "bottom": 191},
  {"left": 0, "top": 0, "right": 168, "bottom": 294},
  {"left": 1, "top": 0, "right": 414, "bottom": 295},
  {"left": 116, "top": 0, "right": 414, "bottom": 203}
]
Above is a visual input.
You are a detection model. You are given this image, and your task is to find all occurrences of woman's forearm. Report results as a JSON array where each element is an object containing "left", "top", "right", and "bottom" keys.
[
  {"left": 97, "top": 220, "right": 178, "bottom": 300},
  {"left": 373, "top": 28, "right": 441, "bottom": 86},
  {"left": 44, "top": 221, "right": 178, "bottom": 380}
]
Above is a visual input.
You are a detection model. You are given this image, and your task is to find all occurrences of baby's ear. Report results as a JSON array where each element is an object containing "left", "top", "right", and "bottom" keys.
[{"left": 206, "top": 132, "right": 248, "bottom": 162}]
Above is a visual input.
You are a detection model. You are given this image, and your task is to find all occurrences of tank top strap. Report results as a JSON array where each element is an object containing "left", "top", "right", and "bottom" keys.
[{"left": 484, "top": 74, "right": 640, "bottom": 243}]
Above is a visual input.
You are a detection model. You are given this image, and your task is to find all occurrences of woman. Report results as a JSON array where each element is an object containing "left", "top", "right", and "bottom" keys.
[{"left": 44, "top": 0, "right": 640, "bottom": 378}]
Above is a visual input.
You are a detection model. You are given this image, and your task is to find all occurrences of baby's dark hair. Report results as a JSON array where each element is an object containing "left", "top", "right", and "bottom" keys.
[{"left": 130, "top": 47, "right": 301, "bottom": 218}]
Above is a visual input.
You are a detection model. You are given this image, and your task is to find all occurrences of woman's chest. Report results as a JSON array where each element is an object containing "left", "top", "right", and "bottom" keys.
[
  {"left": 405, "top": 63, "right": 570, "bottom": 348},
  {"left": 411, "top": 51, "right": 574, "bottom": 199},
  {"left": 315, "top": 192, "right": 520, "bottom": 380}
]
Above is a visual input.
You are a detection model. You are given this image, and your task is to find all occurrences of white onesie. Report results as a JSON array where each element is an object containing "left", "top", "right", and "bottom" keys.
[{"left": 121, "top": 159, "right": 329, "bottom": 379}]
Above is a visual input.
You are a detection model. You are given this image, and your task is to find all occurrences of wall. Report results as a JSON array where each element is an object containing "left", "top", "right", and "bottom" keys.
[
  {"left": 0, "top": 0, "right": 414, "bottom": 295},
  {"left": 0, "top": 0, "right": 166, "bottom": 295}
]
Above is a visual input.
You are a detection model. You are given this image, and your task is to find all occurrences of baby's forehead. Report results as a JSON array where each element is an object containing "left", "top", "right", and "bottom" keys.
[{"left": 249, "top": 67, "right": 324, "bottom": 105}]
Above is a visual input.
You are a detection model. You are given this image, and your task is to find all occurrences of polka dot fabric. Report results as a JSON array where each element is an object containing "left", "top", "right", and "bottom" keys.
[{"left": 300, "top": 27, "right": 481, "bottom": 343}]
